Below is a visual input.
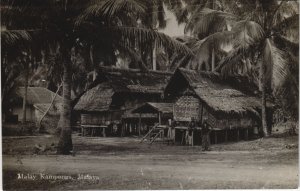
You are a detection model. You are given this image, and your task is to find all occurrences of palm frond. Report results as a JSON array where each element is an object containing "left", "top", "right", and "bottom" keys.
[
  {"left": 1, "top": 30, "right": 31, "bottom": 48},
  {"left": 231, "top": 20, "right": 265, "bottom": 49},
  {"left": 110, "top": 26, "right": 194, "bottom": 55},
  {"left": 273, "top": 34, "right": 299, "bottom": 56},
  {"left": 263, "top": 38, "right": 289, "bottom": 87},
  {"left": 273, "top": 13, "right": 299, "bottom": 33},
  {"left": 76, "top": 0, "right": 146, "bottom": 25},
  {"left": 185, "top": 8, "right": 237, "bottom": 37},
  {"left": 272, "top": 1, "right": 299, "bottom": 27},
  {"left": 216, "top": 47, "right": 243, "bottom": 73},
  {"left": 192, "top": 31, "right": 234, "bottom": 52}
]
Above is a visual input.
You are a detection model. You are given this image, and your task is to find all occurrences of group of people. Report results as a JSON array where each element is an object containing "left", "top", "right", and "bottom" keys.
[{"left": 167, "top": 118, "right": 212, "bottom": 151}]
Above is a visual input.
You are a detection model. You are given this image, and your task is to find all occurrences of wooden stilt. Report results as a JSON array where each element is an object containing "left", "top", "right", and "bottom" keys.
[
  {"left": 245, "top": 128, "right": 249, "bottom": 140},
  {"left": 214, "top": 131, "right": 217, "bottom": 144},
  {"left": 138, "top": 114, "right": 142, "bottom": 137},
  {"left": 103, "top": 127, "right": 106, "bottom": 137},
  {"left": 121, "top": 123, "right": 124, "bottom": 137},
  {"left": 237, "top": 129, "right": 240, "bottom": 141},
  {"left": 158, "top": 112, "right": 161, "bottom": 125},
  {"left": 192, "top": 131, "right": 194, "bottom": 146},
  {"left": 225, "top": 130, "right": 228, "bottom": 142}
]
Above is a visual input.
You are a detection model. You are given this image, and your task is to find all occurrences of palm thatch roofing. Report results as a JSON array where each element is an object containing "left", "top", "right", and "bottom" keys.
[
  {"left": 74, "top": 83, "right": 114, "bottom": 112},
  {"left": 74, "top": 67, "right": 172, "bottom": 112},
  {"left": 16, "top": 87, "right": 62, "bottom": 105},
  {"left": 132, "top": 102, "right": 173, "bottom": 114},
  {"left": 95, "top": 66, "right": 172, "bottom": 94},
  {"left": 165, "top": 68, "right": 273, "bottom": 116}
]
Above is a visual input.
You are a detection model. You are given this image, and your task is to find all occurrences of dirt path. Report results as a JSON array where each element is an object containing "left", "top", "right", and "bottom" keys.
[
  {"left": 3, "top": 150, "right": 298, "bottom": 189},
  {"left": 2, "top": 135, "right": 299, "bottom": 189}
]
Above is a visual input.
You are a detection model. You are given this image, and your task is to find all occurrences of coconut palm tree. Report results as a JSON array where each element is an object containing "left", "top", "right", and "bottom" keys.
[
  {"left": 184, "top": 0, "right": 298, "bottom": 136},
  {"left": 1, "top": 29, "right": 34, "bottom": 124},
  {"left": 2, "top": 0, "right": 192, "bottom": 154}
]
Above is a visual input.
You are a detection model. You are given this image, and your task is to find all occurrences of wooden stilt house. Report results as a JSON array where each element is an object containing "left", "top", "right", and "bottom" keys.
[
  {"left": 164, "top": 68, "right": 274, "bottom": 144},
  {"left": 74, "top": 66, "right": 171, "bottom": 136}
]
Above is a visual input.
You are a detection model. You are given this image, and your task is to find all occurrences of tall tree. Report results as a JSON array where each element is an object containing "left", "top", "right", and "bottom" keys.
[
  {"left": 2, "top": 0, "right": 192, "bottom": 154},
  {"left": 184, "top": 0, "right": 299, "bottom": 136}
]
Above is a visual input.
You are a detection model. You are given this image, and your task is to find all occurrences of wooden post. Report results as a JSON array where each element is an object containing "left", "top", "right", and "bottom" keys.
[
  {"left": 237, "top": 129, "right": 240, "bottom": 141},
  {"left": 138, "top": 114, "right": 142, "bottom": 137},
  {"left": 121, "top": 123, "right": 124, "bottom": 137},
  {"left": 82, "top": 127, "right": 84, "bottom": 137},
  {"left": 200, "top": 103, "right": 204, "bottom": 124},
  {"left": 214, "top": 131, "right": 217, "bottom": 144},
  {"left": 192, "top": 131, "right": 194, "bottom": 146},
  {"left": 245, "top": 128, "right": 249, "bottom": 140},
  {"left": 158, "top": 112, "right": 161, "bottom": 125},
  {"left": 103, "top": 127, "right": 106, "bottom": 137},
  {"left": 225, "top": 130, "right": 228, "bottom": 142}
]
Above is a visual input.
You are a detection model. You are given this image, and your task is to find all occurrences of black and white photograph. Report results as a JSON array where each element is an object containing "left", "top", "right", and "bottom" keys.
[{"left": 1, "top": 0, "right": 299, "bottom": 190}]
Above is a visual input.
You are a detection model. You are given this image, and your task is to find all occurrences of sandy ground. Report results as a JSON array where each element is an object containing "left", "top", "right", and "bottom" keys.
[{"left": 2, "top": 134, "right": 299, "bottom": 190}]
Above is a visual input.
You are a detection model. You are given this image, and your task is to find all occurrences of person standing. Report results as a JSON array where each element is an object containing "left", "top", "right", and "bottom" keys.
[
  {"left": 186, "top": 118, "right": 195, "bottom": 146},
  {"left": 167, "top": 120, "right": 176, "bottom": 144},
  {"left": 202, "top": 121, "right": 211, "bottom": 151}
]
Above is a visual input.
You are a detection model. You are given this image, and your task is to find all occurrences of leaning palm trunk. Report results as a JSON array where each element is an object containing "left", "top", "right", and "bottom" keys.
[{"left": 57, "top": 57, "right": 73, "bottom": 154}]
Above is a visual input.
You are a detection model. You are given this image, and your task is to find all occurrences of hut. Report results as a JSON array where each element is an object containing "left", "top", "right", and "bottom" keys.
[
  {"left": 74, "top": 66, "right": 172, "bottom": 137},
  {"left": 131, "top": 102, "right": 174, "bottom": 139},
  {"left": 164, "top": 68, "right": 274, "bottom": 145},
  {"left": 9, "top": 87, "right": 62, "bottom": 123}
]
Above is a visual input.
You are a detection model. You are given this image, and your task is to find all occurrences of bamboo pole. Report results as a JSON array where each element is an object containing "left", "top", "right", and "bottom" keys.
[{"left": 38, "top": 83, "right": 62, "bottom": 132}]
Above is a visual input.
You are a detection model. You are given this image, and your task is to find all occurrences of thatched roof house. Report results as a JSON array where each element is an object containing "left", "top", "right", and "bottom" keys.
[
  {"left": 74, "top": 67, "right": 172, "bottom": 130},
  {"left": 9, "top": 87, "right": 62, "bottom": 123},
  {"left": 164, "top": 68, "right": 274, "bottom": 143},
  {"left": 16, "top": 87, "right": 62, "bottom": 104},
  {"left": 165, "top": 68, "right": 272, "bottom": 119}
]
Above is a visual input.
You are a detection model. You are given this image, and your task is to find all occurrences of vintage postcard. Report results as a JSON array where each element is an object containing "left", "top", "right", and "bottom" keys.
[{"left": 1, "top": 0, "right": 299, "bottom": 190}]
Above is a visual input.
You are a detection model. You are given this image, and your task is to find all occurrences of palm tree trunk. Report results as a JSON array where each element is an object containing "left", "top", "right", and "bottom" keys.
[
  {"left": 211, "top": 47, "right": 215, "bottom": 71},
  {"left": 152, "top": 41, "right": 157, "bottom": 70},
  {"left": 260, "top": 61, "right": 269, "bottom": 137},
  {"left": 152, "top": 1, "right": 157, "bottom": 71},
  {"left": 22, "top": 61, "right": 29, "bottom": 124},
  {"left": 57, "top": 56, "right": 73, "bottom": 154}
]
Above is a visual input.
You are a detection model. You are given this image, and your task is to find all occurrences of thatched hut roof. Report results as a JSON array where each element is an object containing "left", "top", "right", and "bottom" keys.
[
  {"left": 74, "top": 67, "right": 172, "bottom": 112},
  {"left": 74, "top": 83, "right": 114, "bottom": 112},
  {"left": 96, "top": 66, "right": 172, "bottom": 94},
  {"left": 16, "top": 87, "right": 62, "bottom": 105},
  {"left": 132, "top": 102, "right": 173, "bottom": 114},
  {"left": 165, "top": 68, "right": 273, "bottom": 116}
]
